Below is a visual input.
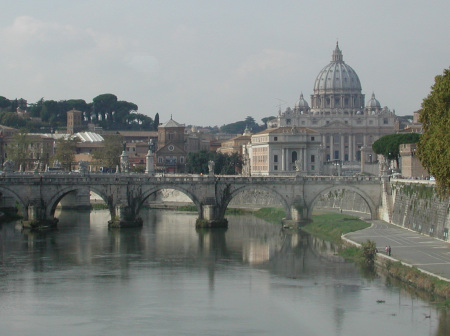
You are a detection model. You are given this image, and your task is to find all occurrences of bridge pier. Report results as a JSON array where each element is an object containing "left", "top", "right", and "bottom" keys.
[
  {"left": 108, "top": 204, "right": 143, "bottom": 228},
  {"left": 281, "top": 205, "right": 311, "bottom": 227},
  {"left": 196, "top": 204, "right": 228, "bottom": 228},
  {"left": 22, "top": 203, "right": 58, "bottom": 230}
]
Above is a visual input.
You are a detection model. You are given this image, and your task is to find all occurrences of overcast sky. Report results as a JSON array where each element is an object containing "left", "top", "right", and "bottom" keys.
[{"left": 0, "top": 1, "right": 448, "bottom": 127}]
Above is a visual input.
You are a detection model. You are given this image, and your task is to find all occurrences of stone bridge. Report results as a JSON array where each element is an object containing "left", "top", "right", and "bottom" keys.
[{"left": 0, "top": 172, "right": 384, "bottom": 229}]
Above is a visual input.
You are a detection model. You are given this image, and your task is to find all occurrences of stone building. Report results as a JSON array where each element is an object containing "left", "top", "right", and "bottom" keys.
[
  {"left": 399, "top": 143, "right": 428, "bottom": 178},
  {"left": 217, "top": 127, "right": 252, "bottom": 156},
  {"left": 156, "top": 117, "right": 186, "bottom": 173},
  {"left": 268, "top": 43, "right": 397, "bottom": 165},
  {"left": 66, "top": 109, "right": 83, "bottom": 134},
  {"left": 247, "top": 127, "right": 322, "bottom": 176}
]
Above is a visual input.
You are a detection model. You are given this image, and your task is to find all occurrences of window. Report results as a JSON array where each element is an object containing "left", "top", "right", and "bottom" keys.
[
  {"left": 384, "top": 118, "right": 389, "bottom": 124},
  {"left": 180, "top": 156, "right": 184, "bottom": 163},
  {"left": 158, "top": 157, "right": 163, "bottom": 163},
  {"left": 274, "top": 137, "right": 278, "bottom": 141},
  {"left": 291, "top": 151, "right": 297, "bottom": 163},
  {"left": 311, "top": 165, "right": 315, "bottom": 171},
  {"left": 311, "top": 136, "right": 315, "bottom": 141},
  {"left": 286, "top": 119, "right": 291, "bottom": 125},
  {"left": 311, "top": 155, "right": 315, "bottom": 163},
  {"left": 274, "top": 155, "right": 278, "bottom": 163},
  {"left": 274, "top": 165, "right": 278, "bottom": 171}
]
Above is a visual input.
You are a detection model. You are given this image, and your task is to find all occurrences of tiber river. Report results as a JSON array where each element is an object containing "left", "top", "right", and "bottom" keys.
[{"left": 0, "top": 208, "right": 448, "bottom": 336}]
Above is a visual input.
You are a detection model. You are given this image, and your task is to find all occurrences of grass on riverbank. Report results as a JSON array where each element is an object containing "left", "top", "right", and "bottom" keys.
[
  {"left": 302, "top": 212, "right": 370, "bottom": 243},
  {"left": 91, "top": 203, "right": 109, "bottom": 210},
  {"left": 385, "top": 260, "right": 450, "bottom": 302},
  {"left": 253, "top": 208, "right": 287, "bottom": 224},
  {"left": 175, "top": 205, "right": 254, "bottom": 215}
]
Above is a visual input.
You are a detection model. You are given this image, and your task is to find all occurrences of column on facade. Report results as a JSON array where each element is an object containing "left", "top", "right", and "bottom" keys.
[
  {"left": 340, "top": 134, "right": 345, "bottom": 161},
  {"left": 348, "top": 134, "right": 354, "bottom": 161},
  {"left": 304, "top": 148, "right": 307, "bottom": 172},
  {"left": 330, "top": 134, "right": 334, "bottom": 161},
  {"left": 281, "top": 147, "right": 285, "bottom": 171}
]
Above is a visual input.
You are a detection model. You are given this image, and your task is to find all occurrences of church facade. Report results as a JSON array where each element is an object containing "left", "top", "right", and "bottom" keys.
[{"left": 267, "top": 43, "right": 396, "bottom": 166}]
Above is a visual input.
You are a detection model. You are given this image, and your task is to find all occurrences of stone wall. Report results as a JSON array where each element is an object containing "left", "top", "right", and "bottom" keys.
[
  {"left": 228, "top": 188, "right": 282, "bottom": 208},
  {"left": 389, "top": 181, "right": 449, "bottom": 241},
  {"left": 313, "top": 189, "right": 371, "bottom": 215}
]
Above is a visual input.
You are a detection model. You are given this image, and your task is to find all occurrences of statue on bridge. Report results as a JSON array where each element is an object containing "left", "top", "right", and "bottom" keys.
[
  {"left": 208, "top": 160, "right": 215, "bottom": 176},
  {"left": 79, "top": 161, "right": 89, "bottom": 175},
  {"left": 3, "top": 160, "right": 15, "bottom": 173}
]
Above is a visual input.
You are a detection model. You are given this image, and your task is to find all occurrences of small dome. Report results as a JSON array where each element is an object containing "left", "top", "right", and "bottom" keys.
[
  {"left": 313, "top": 43, "right": 362, "bottom": 94},
  {"left": 295, "top": 93, "right": 309, "bottom": 110},
  {"left": 366, "top": 93, "right": 381, "bottom": 109}
]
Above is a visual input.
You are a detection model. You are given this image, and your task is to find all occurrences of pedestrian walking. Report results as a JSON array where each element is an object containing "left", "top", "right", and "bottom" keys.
[
  {"left": 385, "top": 246, "right": 388, "bottom": 254},
  {"left": 388, "top": 246, "right": 391, "bottom": 256}
]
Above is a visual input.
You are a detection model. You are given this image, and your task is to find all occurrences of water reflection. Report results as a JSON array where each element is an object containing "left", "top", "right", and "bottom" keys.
[{"left": 0, "top": 208, "right": 447, "bottom": 336}]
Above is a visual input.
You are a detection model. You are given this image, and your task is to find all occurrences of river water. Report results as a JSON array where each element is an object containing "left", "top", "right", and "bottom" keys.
[{"left": 0, "top": 209, "right": 448, "bottom": 336}]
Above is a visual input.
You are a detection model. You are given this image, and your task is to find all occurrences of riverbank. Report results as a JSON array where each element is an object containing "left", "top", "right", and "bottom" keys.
[{"left": 250, "top": 206, "right": 450, "bottom": 304}]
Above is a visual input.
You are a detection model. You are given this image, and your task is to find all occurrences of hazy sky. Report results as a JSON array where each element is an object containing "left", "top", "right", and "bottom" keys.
[{"left": 0, "top": 1, "right": 448, "bottom": 127}]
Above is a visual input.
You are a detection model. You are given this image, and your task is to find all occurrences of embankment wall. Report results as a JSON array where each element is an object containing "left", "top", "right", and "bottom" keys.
[{"left": 389, "top": 181, "right": 449, "bottom": 241}]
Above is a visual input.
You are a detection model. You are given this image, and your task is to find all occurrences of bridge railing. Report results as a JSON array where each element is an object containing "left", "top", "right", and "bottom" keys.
[{"left": 0, "top": 172, "right": 382, "bottom": 184}]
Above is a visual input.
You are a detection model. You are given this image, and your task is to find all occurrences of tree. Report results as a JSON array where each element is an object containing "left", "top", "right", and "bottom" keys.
[
  {"left": 153, "top": 113, "right": 160, "bottom": 130},
  {"left": 7, "top": 132, "right": 31, "bottom": 170},
  {"left": 372, "top": 133, "right": 420, "bottom": 168},
  {"left": 261, "top": 116, "right": 276, "bottom": 128},
  {"left": 417, "top": 68, "right": 450, "bottom": 198},
  {"left": 216, "top": 152, "right": 243, "bottom": 174},
  {"left": 220, "top": 120, "right": 247, "bottom": 134},
  {"left": 92, "top": 135, "right": 123, "bottom": 169},
  {"left": 0, "top": 112, "right": 26, "bottom": 128},
  {"left": 52, "top": 137, "right": 77, "bottom": 171},
  {"left": 360, "top": 240, "right": 377, "bottom": 267},
  {"left": 65, "top": 99, "right": 88, "bottom": 112},
  {"left": 0, "top": 96, "right": 10, "bottom": 109},
  {"left": 186, "top": 150, "right": 243, "bottom": 175},
  {"left": 186, "top": 150, "right": 215, "bottom": 174}
]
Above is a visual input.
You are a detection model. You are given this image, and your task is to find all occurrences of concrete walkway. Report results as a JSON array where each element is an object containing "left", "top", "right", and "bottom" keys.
[{"left": 344, "top": 219, "right": 450, "bottom": 282}]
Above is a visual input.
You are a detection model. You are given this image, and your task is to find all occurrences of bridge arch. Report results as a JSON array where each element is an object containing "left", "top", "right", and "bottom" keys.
[
  {"left": 46, "top": 186, "right": 111, "bottom": 218},
  {"left": 0, "top": 186, "right": 28, "bottom": 218},
  {"left": 139, "top": 185, "right": 202, "bottom": 218},
  {"left": 217, "top": 184, "right": 292, "bottom": 221},
  {"left": 307, "top": 185, "right": 377, "bottom": 219}
]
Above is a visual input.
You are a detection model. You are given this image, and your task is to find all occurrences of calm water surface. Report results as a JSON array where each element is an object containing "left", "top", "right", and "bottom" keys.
[{"left": 0, "top": 209, "right": 448, "bottom": 336}]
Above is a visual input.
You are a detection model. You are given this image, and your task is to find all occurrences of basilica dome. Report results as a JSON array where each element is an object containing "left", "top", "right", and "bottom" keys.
[
  {"left": 313, "top": 43, "right": 362, "bottom": 94},
  {"left": 295, "top": 93, "right": 309, "bottom": 110},
  {"left": 365, "top": 93, "right": 381, "bottom": 109}
]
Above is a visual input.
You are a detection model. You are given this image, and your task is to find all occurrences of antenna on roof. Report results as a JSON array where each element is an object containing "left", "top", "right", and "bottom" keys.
[{"left": 274, "top": 98, "right": 287, "bottom": 111}]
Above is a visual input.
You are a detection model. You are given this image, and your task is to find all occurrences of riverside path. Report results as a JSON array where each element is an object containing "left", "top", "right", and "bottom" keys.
[{"left": 344, "top": 219, "right": 450, "bottom": 281}]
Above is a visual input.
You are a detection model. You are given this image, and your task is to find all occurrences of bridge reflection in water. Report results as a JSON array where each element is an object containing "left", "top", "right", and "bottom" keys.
[{"left": 1, "top": 208, "right": 445, "bottom": 336}]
